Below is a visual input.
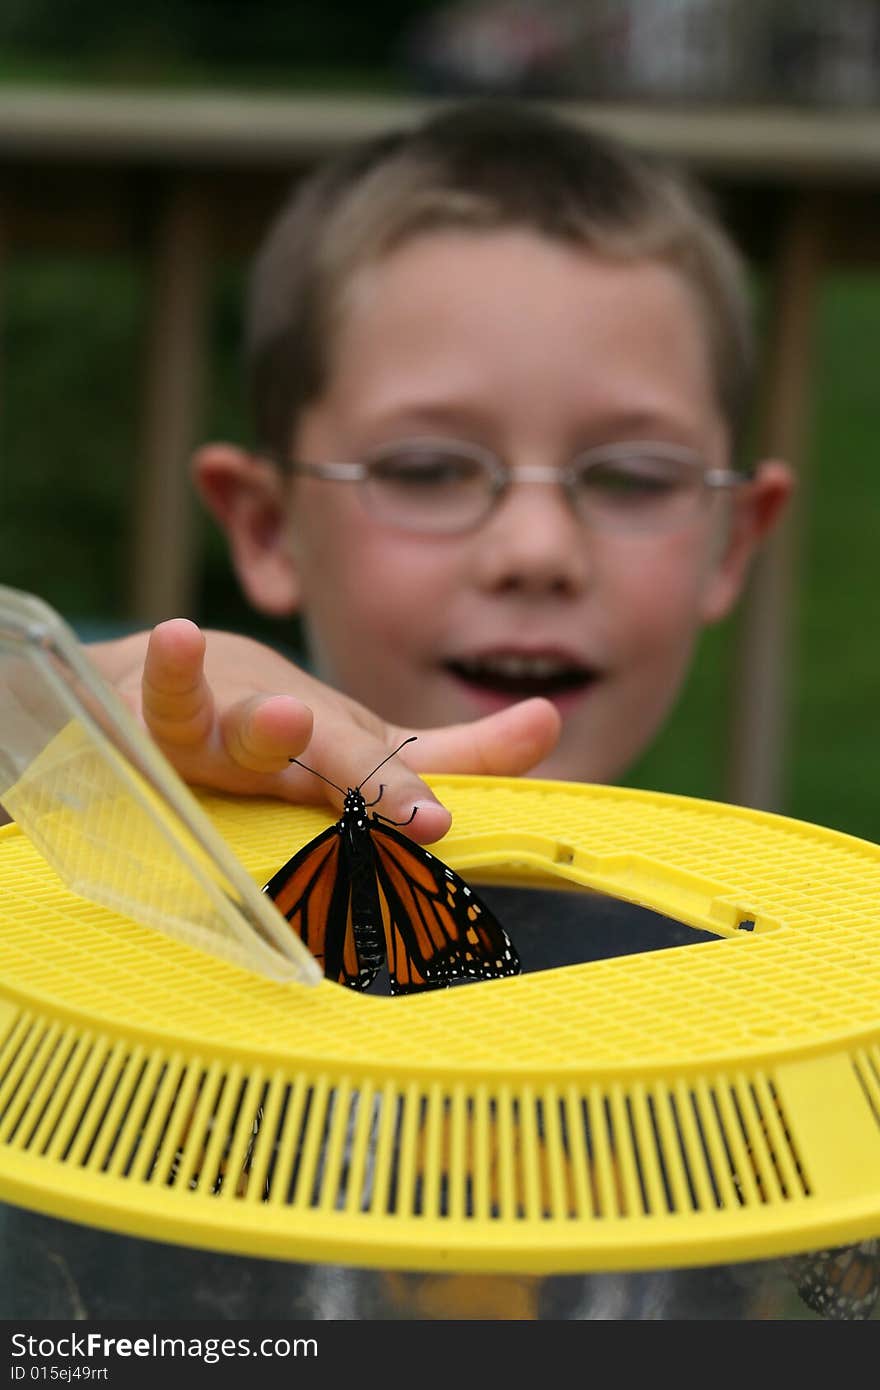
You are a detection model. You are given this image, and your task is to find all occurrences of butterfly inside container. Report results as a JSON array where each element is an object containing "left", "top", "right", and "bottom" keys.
[
  {"left": 784, "top": 1239, "right": 880, "bottom": 1320},
  {"left": 262, "top": 737, "right": 520, "bottom": 996}
]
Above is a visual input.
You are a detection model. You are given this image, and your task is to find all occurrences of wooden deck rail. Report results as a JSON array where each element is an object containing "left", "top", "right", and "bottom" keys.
[{"left": 2, "top": 89, "right": 879, "bottom": 811}]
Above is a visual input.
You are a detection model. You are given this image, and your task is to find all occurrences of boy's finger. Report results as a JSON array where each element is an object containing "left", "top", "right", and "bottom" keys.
[
  {"left": 406, "top": 697, "right": 561, "bottom": 776},
  {"left": 273, "top": 700, "right": 558, "bottom": 843},
  {"left": 277, "top": 723, "right": 453, "bottom": 845},
  {"left": 220, "top": 695, "right": 314, "bottom": 774},
  {"left": 140, "top": 619, "right": 215, "bottom": 747}
]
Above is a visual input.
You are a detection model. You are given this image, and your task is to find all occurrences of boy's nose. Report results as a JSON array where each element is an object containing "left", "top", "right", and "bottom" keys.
[{"left": 472, "top": 478, "right": 593, "bottom": 597}]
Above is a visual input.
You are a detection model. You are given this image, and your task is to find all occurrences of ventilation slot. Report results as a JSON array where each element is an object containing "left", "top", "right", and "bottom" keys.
[
  {"left": 0, "top": 1016, "right": 125, "bottom": 1163},
  {"left": 0, "top": 1016, "right": 813, "bottom": 1228},
  {"left": 704, "top": 1074, "right": 810, "bottom": 1207},
  {"left": 241, "top": 1075, "right": 811, "bottom": 1222},
  {"left": 852, "top": 1045, "right": 880, "bottom": 1133}
]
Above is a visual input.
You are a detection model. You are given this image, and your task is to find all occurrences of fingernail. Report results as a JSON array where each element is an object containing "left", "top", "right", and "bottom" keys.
[{"left": 409, "top": 799, "right": 452, "bottom": 834}]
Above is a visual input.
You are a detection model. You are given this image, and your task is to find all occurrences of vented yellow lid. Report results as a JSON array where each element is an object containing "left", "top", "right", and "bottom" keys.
[{"left": 0, "top": 776, "right": 878, "bottom": 1273}]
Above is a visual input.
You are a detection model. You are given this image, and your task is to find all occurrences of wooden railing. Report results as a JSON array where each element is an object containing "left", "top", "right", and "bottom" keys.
[{"left": 2, "top": 89, "right": 879, "bottom": 811}]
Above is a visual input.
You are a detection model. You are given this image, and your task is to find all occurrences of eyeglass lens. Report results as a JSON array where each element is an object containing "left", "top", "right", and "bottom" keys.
[{"left": 359, "top": 442, "right": 711, "bottom": 533}]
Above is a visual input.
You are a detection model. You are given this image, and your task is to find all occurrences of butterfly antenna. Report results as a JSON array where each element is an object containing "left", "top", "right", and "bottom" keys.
[
  {"left": 288, "top": 757, "right": 345, "bottom": 795},
  {"left": 357, "top": 736, "right": 418, "bottom": 792}
]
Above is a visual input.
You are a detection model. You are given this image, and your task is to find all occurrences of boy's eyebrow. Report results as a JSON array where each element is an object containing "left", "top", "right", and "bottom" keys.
[
  {"left": 355, "top": 396, "right": 495, "bottom": 427},
  {"left": 571, "top": 408, "right": 709, "bottom": 448},
  {"left": 354, "top": 400, "right": 710, "bottom": 450},
  {"left": 344, "top": 399, "right": 500, "bottom": 444}
]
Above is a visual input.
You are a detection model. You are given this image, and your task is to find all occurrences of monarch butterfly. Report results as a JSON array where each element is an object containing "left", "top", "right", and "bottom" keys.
[
  {"left": 784, "top": 1240, "right": 880, "bottom": 1320},
  {"left": 262, "top": 737, "right": 520, "bottom": 995}
]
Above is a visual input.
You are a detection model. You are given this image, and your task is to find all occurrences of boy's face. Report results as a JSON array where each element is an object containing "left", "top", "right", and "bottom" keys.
[{"left": 202, "top": 229, "right": 790, "bottom": 784}]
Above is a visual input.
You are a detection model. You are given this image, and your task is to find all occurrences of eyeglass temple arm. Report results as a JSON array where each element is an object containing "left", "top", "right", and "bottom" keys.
[
  {"left": 705, "top": 468, "right": 750, "bottom": 490},
  {"left": 287, "top": 461, "right": 366, "bottom": 482}
]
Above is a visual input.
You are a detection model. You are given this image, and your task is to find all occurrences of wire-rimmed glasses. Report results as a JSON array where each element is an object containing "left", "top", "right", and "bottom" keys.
[{"left": 284, "top": 438, "right": 747, "bottom": 535}]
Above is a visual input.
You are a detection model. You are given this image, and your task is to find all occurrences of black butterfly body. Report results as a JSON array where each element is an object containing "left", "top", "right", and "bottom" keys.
[{"left": 262, "top": 750, "right": 520, "bottom": 995}]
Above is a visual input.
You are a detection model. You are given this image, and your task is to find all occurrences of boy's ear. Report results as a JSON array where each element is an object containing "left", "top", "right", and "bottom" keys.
[
  {"left": 192, "top": 443, "right": 301, "bottom": 616},
  {"left": 700, "top": 459, "right": 795, "bottom": 624}
]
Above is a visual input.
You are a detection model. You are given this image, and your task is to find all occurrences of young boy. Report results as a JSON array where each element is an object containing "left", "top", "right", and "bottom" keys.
[
  {"left": 92, "top": 101, "right": 792, "bottom": 837},
  {"left": 81, "top": 104, "right": 806, "bottom": 1316}
]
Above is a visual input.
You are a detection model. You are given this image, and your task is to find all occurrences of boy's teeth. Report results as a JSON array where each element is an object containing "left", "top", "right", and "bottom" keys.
[
  {"left": 449, "top": 654, "right": 593, "bottom": 695},
  {"left": 462, "top": 655, "right": 569, "bottom": 679}
]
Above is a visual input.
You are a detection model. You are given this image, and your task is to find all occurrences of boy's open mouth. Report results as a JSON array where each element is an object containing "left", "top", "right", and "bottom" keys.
[{"left": 446, "top": 653, "right": 597, "bottom": 700}]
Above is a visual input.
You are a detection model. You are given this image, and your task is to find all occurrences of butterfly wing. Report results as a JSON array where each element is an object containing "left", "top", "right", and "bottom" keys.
[
  {"left": 262, "top": 824, "right": 382, "bottom": 990},
  {"left": 369, "top": 819, "right": 520, "bottom": 996},
  {"left": 784, "top": 1240, "right": 880, "bottom": 1320}
]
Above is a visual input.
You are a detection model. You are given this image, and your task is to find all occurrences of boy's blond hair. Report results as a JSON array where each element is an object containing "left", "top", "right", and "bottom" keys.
[{"left": 247, "top": 102, "right": 754, "bottom": 461}]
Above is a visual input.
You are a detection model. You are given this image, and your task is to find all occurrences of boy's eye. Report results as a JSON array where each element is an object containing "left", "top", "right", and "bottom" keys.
[
  {"left": 361, "top": 445, "right": 495, "bottom": 532},
  {"left": 574, "top": 457, "right": 689, "bottom": 507},
  {"left": 368, "top": 450, "right": 487, "bottom": 490}
]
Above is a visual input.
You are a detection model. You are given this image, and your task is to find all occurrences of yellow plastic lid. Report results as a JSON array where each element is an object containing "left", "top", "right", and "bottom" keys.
[{"left": 0, "top": 775, "right": 878, "bottom": 1273}]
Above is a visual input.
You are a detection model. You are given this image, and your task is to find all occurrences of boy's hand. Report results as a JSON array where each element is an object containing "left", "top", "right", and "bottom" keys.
[{"left": 89, "top": 619, "right": 561, "bottom": 844}]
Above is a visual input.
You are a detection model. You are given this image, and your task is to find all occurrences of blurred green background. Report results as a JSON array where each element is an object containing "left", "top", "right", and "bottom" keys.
[
  {"left": 629, "top": 269, "right": 879, "bottom": 837},
  {"left": 1, "top": 1, "right": 878, "bottom": 842}
]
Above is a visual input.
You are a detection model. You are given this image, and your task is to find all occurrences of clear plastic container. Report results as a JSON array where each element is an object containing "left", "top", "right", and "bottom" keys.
[{"left": 0, "top": 584, "right": 320, "bottom": 985}]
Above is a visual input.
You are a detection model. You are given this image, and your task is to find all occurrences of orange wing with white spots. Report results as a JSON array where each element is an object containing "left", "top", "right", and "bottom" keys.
[{"left": 370, "top": 820, "right": 520, "bottom": 995}]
